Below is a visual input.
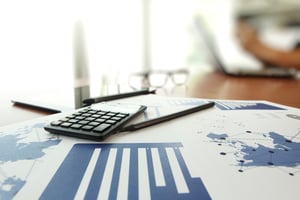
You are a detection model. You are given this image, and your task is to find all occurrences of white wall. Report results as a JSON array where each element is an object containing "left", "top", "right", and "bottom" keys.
[{"left": 0, "top": 0, "right": 234, "bottom": 90}]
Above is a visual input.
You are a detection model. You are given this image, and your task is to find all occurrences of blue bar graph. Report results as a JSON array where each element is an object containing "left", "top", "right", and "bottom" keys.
[{"left": 40, "top": 143, "right": 211, "bottom": 200}]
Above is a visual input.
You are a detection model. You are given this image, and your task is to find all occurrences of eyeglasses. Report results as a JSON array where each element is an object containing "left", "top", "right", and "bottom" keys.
[{"left": 128, "top": 69, "right": 189, "bottom": 88}]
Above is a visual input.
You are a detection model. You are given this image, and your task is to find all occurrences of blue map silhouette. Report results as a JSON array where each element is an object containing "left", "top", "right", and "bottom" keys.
[
  {"left": 207, "top": 131, "right": 300, "bottom": 173},
  {"left": 0, "top": 122, "right": 61, "bottom": 199},
  {"left": 214, "top": 101, "right": 285, "bottom": 110}
]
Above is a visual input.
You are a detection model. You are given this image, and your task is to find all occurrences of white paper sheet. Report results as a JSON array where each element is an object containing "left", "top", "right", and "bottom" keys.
[{"left": 1, "top": 95, "right": 299, "bottom": 200}]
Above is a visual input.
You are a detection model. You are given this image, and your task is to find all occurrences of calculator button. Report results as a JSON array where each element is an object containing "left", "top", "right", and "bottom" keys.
[
  {"left": 91, "top": 114, "right": 101, "bottom": 118},
  {"left": 85, "top": 117, "right": 96, "bottom": 121},
  {"left": 75, "top": 116, "right": 85, "bottom": 120},
  {"left": 78, "top": 109, "right": 88, "bottom": 113},
  {"left": 89, "top": 122, "right": 100, "bottom": 126},
  {"left": 87, "top": 110, "right": 97, "bottom": 114},
  {"left": 116, "top": 114, "right": 128, "bottom": 118},
  {"left": 78, "top": 120, "right": 89, "bottom": 125},
  {"left": 71, "top": 124, "right": 82, "bottom": 129},
  {"left": 111, "top": 117, "right": 122, "bottom": 121},
  {"left": 50, "top": 121, "right": 61, "bottom": 126},
  {"left": 60, "top": 122, "right": 72, "bottom": 128},
  {"left": 105, "top": 120, "right": 117, "bottom": 124},
  {"left": 106, "top": 112, "right": 117, "bottom": 116},
  {"left": 100, "top": 115, "right": 110, "bottom": 120},
  {"left": 66, "top": 115, "right": 75, "bottom": 119},
  {"left": 60, "top": 118, "right": 69, "bottom": 122},
  {"left": 82, "top": 113, "right": 92, "bottom": 117},
  {"left": 82, "top": 125, "right": 94, "bottom": 131},
  {"left": 93, "top": 123, "right": 111, "bottom": 133},
  {"left": 95, "top": 118, "right": 106, "bottom": 123},
  {"left": 97, "top": 111, "right": 107, "bottom": 115}
]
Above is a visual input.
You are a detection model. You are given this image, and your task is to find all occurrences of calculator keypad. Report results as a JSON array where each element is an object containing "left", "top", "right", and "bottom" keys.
[{"left": 49, "top": 108, "right": 129, "bottom": 134}]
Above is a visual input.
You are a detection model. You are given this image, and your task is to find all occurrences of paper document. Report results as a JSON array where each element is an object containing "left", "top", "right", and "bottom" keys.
[{"left": 0, "top": 95, "right": 299, "bottom": 200}]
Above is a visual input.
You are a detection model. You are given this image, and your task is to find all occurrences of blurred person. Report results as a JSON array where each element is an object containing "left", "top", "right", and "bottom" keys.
[{"left": 236, "top": 21, "right": 300, "bottom": 70}]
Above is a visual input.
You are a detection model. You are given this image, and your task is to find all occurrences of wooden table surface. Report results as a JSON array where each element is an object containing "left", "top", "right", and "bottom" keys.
[
  {"left": 188, "top": 70, "right": 300, "bottom": 109},
  {"left": 1, "top": 69, "right": 300, "bottom": 127}
]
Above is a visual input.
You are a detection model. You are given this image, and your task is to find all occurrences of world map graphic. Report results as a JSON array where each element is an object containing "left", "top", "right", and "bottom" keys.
[
  {"left": 0, "top": 122, "right": 61, "bottom": 199},
  {"left": 207, "top": 131, "right": 300, "bottom": 175}
]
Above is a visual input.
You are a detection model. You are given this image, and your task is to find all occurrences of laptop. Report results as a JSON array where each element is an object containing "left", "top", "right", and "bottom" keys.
[{"left": 193, "top": 17, "right": 296, "bottom": 78}]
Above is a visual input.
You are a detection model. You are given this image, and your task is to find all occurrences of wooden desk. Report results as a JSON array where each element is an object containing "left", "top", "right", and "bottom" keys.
[
  {"left": 1, "top": 70, "right": 300, "bottom": 127},
  {"left": 0, "top": 89, "right": 51, "bottom": 127},
  {"left": 188, "top": 70, "right": 300, "bottom": 108}
]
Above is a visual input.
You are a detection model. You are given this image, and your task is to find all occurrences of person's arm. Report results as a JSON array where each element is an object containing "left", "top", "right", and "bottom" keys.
[{"left": 236, "top": 22, "right": 300, "bottom": 69}]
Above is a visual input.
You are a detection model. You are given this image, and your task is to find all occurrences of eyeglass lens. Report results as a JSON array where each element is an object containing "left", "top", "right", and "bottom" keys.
[{"left": 129, "top": 70, "right": 188, "bottom": 88}]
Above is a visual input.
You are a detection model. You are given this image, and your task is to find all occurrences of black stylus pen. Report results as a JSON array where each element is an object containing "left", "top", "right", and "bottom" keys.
[
  {"left": 120, "top": 101, "right": 215, "bottom": 132},
  {"left": 83, "top": 88, "right": 156, "bottom": 105}
]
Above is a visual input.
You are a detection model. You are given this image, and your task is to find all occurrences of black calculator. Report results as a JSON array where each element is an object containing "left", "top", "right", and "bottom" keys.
[{"left": 44, "top": 102, "right": 146, "bottom": 140}]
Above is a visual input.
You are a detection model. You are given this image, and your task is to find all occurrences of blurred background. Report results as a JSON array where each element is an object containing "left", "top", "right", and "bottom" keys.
[{"left": 0, "top": 0, "right": 299, "bottom": 92}]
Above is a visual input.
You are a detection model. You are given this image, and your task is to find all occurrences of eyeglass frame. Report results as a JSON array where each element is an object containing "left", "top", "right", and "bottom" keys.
[{"left": 128, "top": 69, "right": 189, "bottom": 88}]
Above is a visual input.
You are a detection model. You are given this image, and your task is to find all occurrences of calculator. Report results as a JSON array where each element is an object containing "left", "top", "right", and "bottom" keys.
[{"left": 44, "top": 102, "right": 147, "bottom": 140}]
